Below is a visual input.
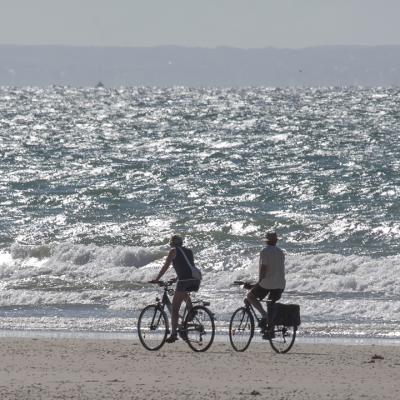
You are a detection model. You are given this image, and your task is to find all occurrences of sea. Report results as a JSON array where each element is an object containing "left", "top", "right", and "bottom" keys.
[{"left": 0, "top": 86, "right": 399, "bottom": 341}]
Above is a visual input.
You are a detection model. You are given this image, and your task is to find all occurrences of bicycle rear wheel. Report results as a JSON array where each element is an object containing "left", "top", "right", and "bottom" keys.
[
  {"left": 268, "top": 325, "right": 297, "bottom": 354},
  {"left": 137, "top": 305, "right": 168, "bottom": 351},
  {"left": 183, "top": 305, "right": 215, "bottom": 352},
  {"left": 229, "top": 307, "right": 254, "bottom": 352}
]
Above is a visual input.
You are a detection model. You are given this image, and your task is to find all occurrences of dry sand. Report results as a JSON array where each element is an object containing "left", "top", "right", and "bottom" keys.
[{"left": 0, "top": 336, "right": 399, "bottom": 399}]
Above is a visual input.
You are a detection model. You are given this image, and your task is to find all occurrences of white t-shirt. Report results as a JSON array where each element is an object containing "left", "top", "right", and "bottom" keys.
[{"left": 259, "top": 245, "right": 286, "bottom": 289}]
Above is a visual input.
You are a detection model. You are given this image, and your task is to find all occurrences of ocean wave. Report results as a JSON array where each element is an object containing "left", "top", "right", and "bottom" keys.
[
  {"left": 1, "top": 243, "right": 399, "bottom": 325},
  {"left": 1, "top": 243, "right": 167, "bottom": 284},
  {"left": 2, "top": 243, "right": 399, "bottom": 295}
]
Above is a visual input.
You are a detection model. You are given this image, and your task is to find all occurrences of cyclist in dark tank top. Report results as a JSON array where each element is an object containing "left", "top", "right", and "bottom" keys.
[
  {"left": 151, "top": 234, "right": 202, "bottom": 343},
  {"left": 172, "top": 244, "right": 195, "bottom": 280}
]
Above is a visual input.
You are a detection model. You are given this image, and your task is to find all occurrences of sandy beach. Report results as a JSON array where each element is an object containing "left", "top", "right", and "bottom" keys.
[{"left": 0, "top": 336, "right": 399, "bottom": 399}]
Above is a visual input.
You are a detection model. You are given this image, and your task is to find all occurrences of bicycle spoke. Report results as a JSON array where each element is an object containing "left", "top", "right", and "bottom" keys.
[
  {"left": 268, "top": 325, "right": 297, "bottom": 354},
  {"left": 138, "top": 305, "right": 168, "bottom": 351},
  {"left": 183, "top": 305, "right": 215, "bottom": 352},
  {"left": 229, "top": 307, "right": 254, "bottom": 352}
]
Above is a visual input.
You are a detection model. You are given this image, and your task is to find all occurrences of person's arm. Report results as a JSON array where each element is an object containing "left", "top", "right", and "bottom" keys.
[
  {"left": 244, "top": 251, "right": 266, "bottom": 290},
  {"left": 258, "top": 251, "right": 267, "bottom": 282},
  {"left": 259, "top": 263, "right": 267, "bottom": 282},
  {"left": 154, "top": 248, "right": 176, "bottom": 281}
]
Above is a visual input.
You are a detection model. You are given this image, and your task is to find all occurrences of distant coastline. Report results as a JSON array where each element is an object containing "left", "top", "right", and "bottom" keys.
[{"left": 1, "top": 44, "right": 400, "bottom": 87}]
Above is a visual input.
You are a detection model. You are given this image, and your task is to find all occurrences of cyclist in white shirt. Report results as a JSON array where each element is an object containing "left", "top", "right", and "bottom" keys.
[{"left": 245, "top": 231, "right": 285, "bottom": 338}]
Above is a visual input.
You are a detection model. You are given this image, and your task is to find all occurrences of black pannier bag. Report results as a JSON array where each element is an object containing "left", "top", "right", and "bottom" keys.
[{"left": 267, "top": 303, "right": 301, "bottom": 326}]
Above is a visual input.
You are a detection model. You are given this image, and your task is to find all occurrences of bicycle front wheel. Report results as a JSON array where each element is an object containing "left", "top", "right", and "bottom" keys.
[
  {"left": 137, "top": 305, "right": 168, "bottom": 351},
  {"left": 269, "top": 325, "right": 297, "bottom": 354},
  {"left": 183, "top": 305, "right": 215, "bottom": 352},
  {"left": 229, "top": 307, "right": 254, "bottom": 352}
]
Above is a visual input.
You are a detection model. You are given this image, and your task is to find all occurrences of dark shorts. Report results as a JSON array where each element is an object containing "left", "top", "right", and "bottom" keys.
[
  {"left": 176, "top": 279, "right": 201, "bottom": 293},
  {"left": 250, "top": 284, "right": 283, "bottom": 303}
]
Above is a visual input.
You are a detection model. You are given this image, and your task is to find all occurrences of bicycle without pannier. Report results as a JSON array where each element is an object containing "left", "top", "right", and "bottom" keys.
[
  {"left": 229, "top": 281, "right": 300, "bottom": 354},
  {"left": 137, "top": 279, "right": 215, "bottom": 352}
]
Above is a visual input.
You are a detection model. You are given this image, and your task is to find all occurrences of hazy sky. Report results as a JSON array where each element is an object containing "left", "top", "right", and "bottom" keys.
[{"left": 1, "top": 0, "right": 400, "bottom": 49}]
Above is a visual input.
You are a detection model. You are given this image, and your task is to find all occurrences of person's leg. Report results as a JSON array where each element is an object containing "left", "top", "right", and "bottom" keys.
[
  {"left": 182, "top": 280, "right": 200, "bottom": 321},
  {"left": 183, "top": 293, "right": 192, "bottom": 312},
  {"left": 246, "top": 285, "right": 268, "bottom": 319},
  {"left": 170, "top": 290, "right": 187, "bottom": 337},
  {"left": 268, "top": 289, "right": 283, "bottom": 303},
  {"left": 266, "top": 289, "right": 283, "bottom": 324},
  {"left": 264, "top": 289, "right": 284, "bottom": 339}
]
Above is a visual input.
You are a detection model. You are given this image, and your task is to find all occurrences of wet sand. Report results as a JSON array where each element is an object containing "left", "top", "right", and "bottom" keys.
[{"left": 0, "top": 337, "right": 399, "bottom": 399}]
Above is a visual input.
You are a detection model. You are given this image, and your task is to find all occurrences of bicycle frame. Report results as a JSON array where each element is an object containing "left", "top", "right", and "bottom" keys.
[
  {"left": 233, "top": 281, "right": 272, "bottom": 326},
  {"left": 243, "top": 299, "right": 271, "bottom": 326},
  {"left": 158, "top": 287, "right": 173, "bottom": 314},
  {"left": 153, "top": 281, "right": 189, "bottom": 328}
]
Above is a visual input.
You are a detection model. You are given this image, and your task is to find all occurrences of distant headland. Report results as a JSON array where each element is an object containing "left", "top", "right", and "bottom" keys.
[{"left": 1, "top": 45, "right": 399, "bottom": 87}]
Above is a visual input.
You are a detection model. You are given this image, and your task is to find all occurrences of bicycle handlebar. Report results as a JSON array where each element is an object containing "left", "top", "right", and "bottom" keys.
[
  {"left": 233, "top": 281, "right": 255, "bottom": 290},
  {"left": 148, "top": 279, "right": 176, "bottom": 287}
]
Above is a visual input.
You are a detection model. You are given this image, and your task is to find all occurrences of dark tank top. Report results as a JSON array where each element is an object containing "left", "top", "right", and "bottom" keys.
[{"left": 172, "top": 246, "right": 195, "bottom": 280}]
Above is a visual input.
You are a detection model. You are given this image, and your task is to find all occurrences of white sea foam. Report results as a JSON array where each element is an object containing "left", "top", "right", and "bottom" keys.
[{"left": 0, "top": 243, "right": 167, "bottom": 285}]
